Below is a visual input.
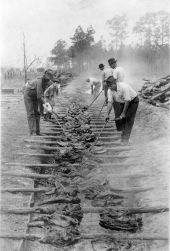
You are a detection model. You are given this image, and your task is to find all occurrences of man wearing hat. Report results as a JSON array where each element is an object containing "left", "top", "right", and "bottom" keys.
[
  {"left": 24, "top": 69, "right": 54, "bottom": 136},
  {"left": 98, "top": 63, "right": 113, "bottom": 104},
  {"left": 105, "top": 73, "right": 139, "bottom": 144}
]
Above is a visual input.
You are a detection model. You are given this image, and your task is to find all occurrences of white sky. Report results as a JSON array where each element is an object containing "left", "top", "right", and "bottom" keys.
[{"left": 1, "top": 0, "right": 169, "bottom": 67}]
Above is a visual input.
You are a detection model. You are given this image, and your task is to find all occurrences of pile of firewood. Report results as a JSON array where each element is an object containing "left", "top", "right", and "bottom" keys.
[{"left": 140, "top": 75, "right": 170, "bottom": 109}]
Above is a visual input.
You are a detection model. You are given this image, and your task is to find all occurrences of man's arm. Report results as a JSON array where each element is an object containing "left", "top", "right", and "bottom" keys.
[
  {"left": 107, "top": 101, "right": 112, "bottom": 115},
  {"left": 120, "top": 101, "right": 130, "bottom": 118},
  {"left": 36, "top": 80, "right": 45, "bottom": 104},
  {"left": 91, "top": 84, "right": 94, "bottom": 95},
  {"left": 105, "top": 89, "right": 113, "bottom": 121},
  {"left": 101, "top": 72, "right": 105, "bottom": 90},
  {"left": 120, "top": 85, "right": 131, "bottom": 118}
]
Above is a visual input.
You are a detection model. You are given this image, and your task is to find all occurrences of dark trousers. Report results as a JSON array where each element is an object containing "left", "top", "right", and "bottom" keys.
[
  {"left": 113, "top": 96, "right": 139, "bottom": 143},
  {"left": 39, "top": 101, "right": 44, "bottom": 116},
  {"left": 104, "top": 85, "right": 109, "bottom": 103},
  {"left": 24, "top": 88, "right": 40, "bottom": 135}
]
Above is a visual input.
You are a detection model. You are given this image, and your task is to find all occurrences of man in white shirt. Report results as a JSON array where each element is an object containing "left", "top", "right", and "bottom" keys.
[
  {"left": 98, "top": 63, "right": 113, "bottom": 104},
  {"left": 105, "top": 74, "right": 139, "bottom": 144},
  {"left": 86, "top": 77, "right": 101, "bottom": 95}
]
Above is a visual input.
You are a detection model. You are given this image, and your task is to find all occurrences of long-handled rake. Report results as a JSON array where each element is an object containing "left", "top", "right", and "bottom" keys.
[
  {"left": 87, "top": 90, "right": 103, "bottom": 110},
  {"left": 43, "top": 103, "right": 71, "bottom": 140},
  {"left": 96, "top": 100, "right": 106, "bottom": 120},
  {"left": 89, "top": 121, "right": 108, "bottom": 151}
]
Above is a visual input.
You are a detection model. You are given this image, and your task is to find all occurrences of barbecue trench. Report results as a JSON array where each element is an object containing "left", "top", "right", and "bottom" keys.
[{"left": 1, "top": 76, "right": 169, "bottom": 251}]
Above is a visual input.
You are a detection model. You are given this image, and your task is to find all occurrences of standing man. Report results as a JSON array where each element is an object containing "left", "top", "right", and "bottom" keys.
[
  {"left": 86, "top": 77, "right": 101, "bottom": 96},
  {"left": 98, "top": 63, "right": 113, "bottom": 104},
  {"left": 24, "top": 70, "right": 54, "bottom": 136},
  {"left": 105, "top": 74, "right": 139, "bottom": 144}
]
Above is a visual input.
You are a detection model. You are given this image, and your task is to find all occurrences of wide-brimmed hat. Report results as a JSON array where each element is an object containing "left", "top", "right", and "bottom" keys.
[
  {"left": 98, "top": 64, "right": 105, "bottom": 69},
  {"left": 108, "top": 58, "right": 117, "bottom": 65},
  {"left": 44, "top": 69, "right": 53, "bottom": 76}
]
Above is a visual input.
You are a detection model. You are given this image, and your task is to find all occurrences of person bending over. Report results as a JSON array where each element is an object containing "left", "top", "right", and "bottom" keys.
[
  {"left": 105, "top": 75, "right": 139, "bottom": 144},
  {"left": 24, "top": 69, "right": 53, "bottom": 136},
  {"left": 86, "top": 77, "right": 101, "bottom": 96}
]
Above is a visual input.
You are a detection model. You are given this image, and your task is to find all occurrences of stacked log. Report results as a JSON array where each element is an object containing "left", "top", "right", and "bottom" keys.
[{"left": 140, "top": 74, "right": 170, "bottom": 109}]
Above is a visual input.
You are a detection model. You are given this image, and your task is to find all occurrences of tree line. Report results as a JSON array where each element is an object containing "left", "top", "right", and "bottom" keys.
[{"left": 48, "top": 11, "right": 170, "bottom": 76}]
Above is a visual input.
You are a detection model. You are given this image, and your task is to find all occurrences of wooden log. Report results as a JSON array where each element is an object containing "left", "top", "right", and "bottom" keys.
[
  {"left": 24, "top": 139, "right": 65, "bottom": 145},
  {"left": 41, "top": 131, "right": 62, "bottom": 136},
  {"left": 0, "top": 233, "right": 167, "bottom": 241},
  {"left": 151, "top": 86, "right": 170, "bottom": 100},
  {"left": 82, "top": 206, "right": 169, "bottom": 214},
  {"left": 125, "top": 207, "right": 169, "bottom": 214},
  {"left": 102, "top": 163, "right": 135, "bottom": 168},
  {"left": 0, "top": 185, "right": 153, "bottom": 195},
  {"left": 31, "top": 135, "right": 64, "bottom": 140},
  {"left": 1, "top": 206, "right": 168, "bottom": 215},
  {"left": 26, "top": 145, "right": 128, "bottom": 152},
  {"left": 2, "top": 171, "right": 82, "bottom": 180},
  {"left": 26, "top": 145, "right": 63, "bottom": 151},
  {"left": 0, "top": 234, "right": 40, "bottom": 240},
  {"left": 81, "top": 233, "right": 168, "bottom": 241},
  {"left": 17, "top": 152, "right": 131, "bottom": 160},
  {"left": 37, "top": 197, "right": 80, "bottom": 206},
  {"left": 0, "top": 207, "right": 39, "bottom": 214},
  {"left": 5, "top": 163, "right": 60, "bottom": 168},
  {"left": 28, "top": 221, "right": 44, "bottom": 227},
  {"left": 2, "top": 172, "right": 55, "bottom": 179},
  {"left": 31, "top": 135, "right": 120, "bottom": 141},
  {"left": 110, "top": 186, "right": 154, "bottom": 194},
  {"left": 1, "top": 187, "right": 51, "bottom": 193},
  {"left": 17, "top": 153, "right": 57, "bottom": 158},
  {"left": 2, "top": 171, "right": 151, "bottom": 180}
]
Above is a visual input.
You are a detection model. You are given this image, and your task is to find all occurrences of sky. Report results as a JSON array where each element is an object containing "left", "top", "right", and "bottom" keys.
[{"left": 1, "top": 0, "right": 169, "bottom": 67}]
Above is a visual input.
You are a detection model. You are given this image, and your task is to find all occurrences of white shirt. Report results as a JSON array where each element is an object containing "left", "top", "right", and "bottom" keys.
[
  {"left": 89, "top": 77, "right": 100, "bottom": 87},
  {"left": 108, "top": 82, "right": 137, "bottom": 103},
  {"left": 101, "top": 68, "right": 113, "bottom": 82},
  {"left": 113, "top": 67, "right": 125, "bottom": 82}
]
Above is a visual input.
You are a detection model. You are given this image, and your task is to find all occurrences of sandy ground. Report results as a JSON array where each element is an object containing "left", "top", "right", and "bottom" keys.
[
  {"left": 0, "top": 80, "right": 39, "bottom": 251},
  {"left": 0, "top": 76, "right": 169, "bottom": 251}
]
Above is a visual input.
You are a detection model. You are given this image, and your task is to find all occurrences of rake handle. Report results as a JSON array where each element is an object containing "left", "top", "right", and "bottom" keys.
[{"left": 87, "top": 90, "right": 103, "bottom": 109}]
